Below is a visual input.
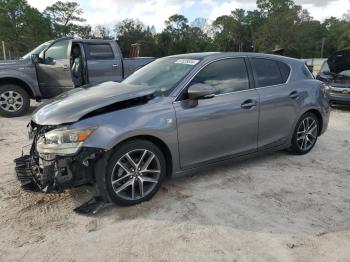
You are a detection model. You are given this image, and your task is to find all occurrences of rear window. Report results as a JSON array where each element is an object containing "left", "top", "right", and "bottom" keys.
[
  {"left": 86, "top": 44, "right": 114, "bottom": 59},
  {"left": 252, "top": 58, "right": 283, "bottom": 87}
]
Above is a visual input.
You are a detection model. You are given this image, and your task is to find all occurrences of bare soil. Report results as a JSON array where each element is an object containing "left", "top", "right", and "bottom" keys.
[{"left": 0, "top": 105, "right": 350, "bottom": 262}]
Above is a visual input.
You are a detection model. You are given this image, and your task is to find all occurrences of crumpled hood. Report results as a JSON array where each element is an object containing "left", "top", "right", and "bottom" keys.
[
  {"left": 328, "top": 49, "right": 350, "bottom": 74},
  {"left": 32, "top": 81, "right": 156, "bottom": 125}
]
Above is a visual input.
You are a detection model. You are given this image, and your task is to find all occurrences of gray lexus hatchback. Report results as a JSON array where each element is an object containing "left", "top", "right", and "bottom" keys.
[{"left": 15, "top": 52, "right": 330, "bottom": 210}]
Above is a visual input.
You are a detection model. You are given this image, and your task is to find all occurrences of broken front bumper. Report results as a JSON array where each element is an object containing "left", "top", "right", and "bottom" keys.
[
  {"left": 15, "top": 155, "right": 41, "bottom": 192},
  {"left": 14, "top": 147, "right": 104, "bottom": 193}
]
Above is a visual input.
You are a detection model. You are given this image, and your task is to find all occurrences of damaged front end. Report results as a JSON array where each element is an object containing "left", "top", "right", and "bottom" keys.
[{"left": 14, "top": 121, "right": 104, "bottom": 193}]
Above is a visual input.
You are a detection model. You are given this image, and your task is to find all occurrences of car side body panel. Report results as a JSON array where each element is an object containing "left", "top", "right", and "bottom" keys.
[{"left": 70, "top": 97, "right": 182, "bottom": 174}]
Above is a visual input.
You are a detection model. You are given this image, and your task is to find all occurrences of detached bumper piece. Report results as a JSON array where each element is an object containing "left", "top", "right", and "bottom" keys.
[{"left": 14, "top": 155, "right": 41, "bottom": 192}]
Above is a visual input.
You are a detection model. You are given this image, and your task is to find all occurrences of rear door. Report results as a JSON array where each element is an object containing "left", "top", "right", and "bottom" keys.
[
  {"left": 36, "top": 39, "right": 73, "bottom": 98},
  {"left": 84, "top": 42, "right": 123, "bottom": 83},
  {"left": 174, "top": 58, "right": 259, "bottom": 168},
  {"left": 250, "top": 58, "right": 299, "bottom": 150}
]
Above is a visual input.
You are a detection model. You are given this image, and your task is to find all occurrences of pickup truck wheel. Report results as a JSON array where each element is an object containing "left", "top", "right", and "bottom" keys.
[
  {"left": 0, "top": 84, "right": 30, "bottom": 117},
  {"left": 105, "top": 140, "right": 166, "bottom": 206}
]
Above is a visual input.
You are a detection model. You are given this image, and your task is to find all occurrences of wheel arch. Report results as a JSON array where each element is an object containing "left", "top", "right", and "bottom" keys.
[
  {"left": 110, "top": 135, "right": 173, "bottom": 178},
  {"left": 0, "top": 77, "right": 35, "bottom": 98}
]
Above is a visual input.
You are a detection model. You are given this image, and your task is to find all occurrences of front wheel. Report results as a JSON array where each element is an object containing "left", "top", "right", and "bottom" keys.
[
  {"left": 0, "top": 84, "right": 30, "bottom": 117},
  {"left": 105, "top": 140, "right": 166, "bottom": 206},
  {"left": 289, "top": 112, "right": 319, "bottom": 155}
]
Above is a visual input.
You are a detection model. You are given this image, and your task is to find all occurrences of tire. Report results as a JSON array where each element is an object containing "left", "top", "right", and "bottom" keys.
[
  {"left": 0, "top": 84, "right": 30, "bottom": 117},
  {"left": 105, "top": 139, "right": 166, "bottom": 206},
  {"left": 289, "top": 112, "right": 319, "bottom": 155}
]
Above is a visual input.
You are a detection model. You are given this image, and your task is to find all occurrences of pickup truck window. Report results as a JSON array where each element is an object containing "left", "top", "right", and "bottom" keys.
[
  {"left": 123, "top": 57, "right": 197, "bottom": 94},
  {"left": 45, "top": 40, "right": 70, "bottom": 60},
  {"left": 86, "top": 44, "right": 114, "bottom": 59},
  {"left": 21, "top": 41, "right": 52, "bottom": 60}
]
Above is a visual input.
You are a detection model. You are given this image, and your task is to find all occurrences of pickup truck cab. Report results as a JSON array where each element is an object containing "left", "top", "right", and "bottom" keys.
[{"left": 0, "top": 37, "right": 154, "bottom": 117}]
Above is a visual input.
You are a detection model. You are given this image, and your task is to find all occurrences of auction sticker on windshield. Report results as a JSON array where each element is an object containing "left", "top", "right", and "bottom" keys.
[{"left": 175, "top": 59, "right": 199, "bottom": 66}]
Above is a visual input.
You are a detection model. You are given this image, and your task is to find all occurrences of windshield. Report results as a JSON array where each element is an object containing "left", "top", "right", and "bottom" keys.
[
  {"left": 122, "top": 57, "right": 200, "bottom": 95},
  {"left": 21, "top": 41, "right": 52, "bottom": 60}
]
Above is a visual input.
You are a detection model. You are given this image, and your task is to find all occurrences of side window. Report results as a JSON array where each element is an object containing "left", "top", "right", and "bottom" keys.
[
  {"left": 278, "top": 62, "right": 291, "bottom": 82},
  {"left": 44, "top": 40, "right": 69, "bottom": 60},
  {"left": 86, "top": 44, "right": 114, "bottom": 59},
  {"left": 188, "top": 58, "right": 249, "bottom": 95},
  {"left": 252, "top": 58, "right": 283, "bottom": 87}
]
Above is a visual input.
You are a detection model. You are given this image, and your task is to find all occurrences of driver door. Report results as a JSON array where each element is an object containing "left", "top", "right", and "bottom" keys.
[
  {"left": 174, "top": 58, "right": 259, "bottom": 169},
  {"left": 36, "top": 39, "right": 73, "bottom": 98}
]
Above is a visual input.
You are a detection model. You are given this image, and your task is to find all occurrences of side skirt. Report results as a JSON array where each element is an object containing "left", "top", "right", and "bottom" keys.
[{"left": 172, "top": 143, "right": 289, "bottom": 178}]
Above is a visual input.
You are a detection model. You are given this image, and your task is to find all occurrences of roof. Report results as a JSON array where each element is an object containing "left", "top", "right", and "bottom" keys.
[{"left": 168, "top": 52, "right": 303, "bottom": 64}]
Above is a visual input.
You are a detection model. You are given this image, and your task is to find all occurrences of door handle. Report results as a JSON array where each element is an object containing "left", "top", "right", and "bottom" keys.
[
  {"left": 113, "top": 64, "right": 119, "bottom": 68},
  {"left": 241, "top": 99, "right": 258, "bottom": 109},
  {"left": 289, "top": 91, "right": 299, "bottom": 100}
]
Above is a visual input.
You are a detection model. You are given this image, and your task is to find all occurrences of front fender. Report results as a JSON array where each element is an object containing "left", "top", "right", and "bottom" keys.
[
  {"left": 0, "top": 67, "right": 40, "bottom": 97},
  {"left": 70, "top": 99, "right": 181, "bottom": 173}
]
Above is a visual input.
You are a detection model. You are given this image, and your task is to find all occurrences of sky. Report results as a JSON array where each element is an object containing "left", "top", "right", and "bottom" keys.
[{"left": 27, "top": 0, "right": 350, "bottom": 31}]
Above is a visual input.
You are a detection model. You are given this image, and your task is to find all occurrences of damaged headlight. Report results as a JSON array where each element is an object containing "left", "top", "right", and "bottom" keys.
[{"left": 36, "top": 127, "right": 96, "bottom": 155}]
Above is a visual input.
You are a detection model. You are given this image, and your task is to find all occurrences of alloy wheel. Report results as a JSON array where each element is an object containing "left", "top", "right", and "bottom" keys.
[
  {"left": 296, "top": 116, "right": 318, "bottom": 151},
  {"left": 0, "top": 91, "right": 24, "bottom": 112},
  {"left": 111, "top": 149, "right": 161, "bottom": 201}
]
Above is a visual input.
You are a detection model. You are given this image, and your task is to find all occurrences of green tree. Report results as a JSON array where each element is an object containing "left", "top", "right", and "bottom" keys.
[
  {"left": 93, "top": 25, "right": 112, "bottom": 39},
  {"left": 44, "top": 1, "right": 86, "bottom": 36},
  {"left": 114, "top": 19, "right": 158, "bottom": 57},
  {"left": 0, "top": 0, "right": 54, "bottom": 58},
  {"left": 73, "top": 24, "right": 92, "bottom": 38},
  {"left": 292, "top": 20, "right": 325, "bottom": 58},
  {"left": 253, "top": 0, "right": 302, "bottom": 54},
  {"left": 212, "top": 9, "right": 252, "bottom": 52}
]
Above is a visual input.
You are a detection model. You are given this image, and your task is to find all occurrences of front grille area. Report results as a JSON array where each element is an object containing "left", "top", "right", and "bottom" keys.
[{"left": 14, "top": 121, "right": 103, "bottom": 193}]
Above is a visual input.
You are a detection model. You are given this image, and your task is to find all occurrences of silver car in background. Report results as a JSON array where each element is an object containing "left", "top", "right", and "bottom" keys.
[{"left": 15, "top": 52, "right": 330, "bottom": 209}]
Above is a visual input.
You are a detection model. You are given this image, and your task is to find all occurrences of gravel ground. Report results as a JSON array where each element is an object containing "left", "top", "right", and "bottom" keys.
[{"left": 0, "top": 105, "right": 350, "bottom": 262}]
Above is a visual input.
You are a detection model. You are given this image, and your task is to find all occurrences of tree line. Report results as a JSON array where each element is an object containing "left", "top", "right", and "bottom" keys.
[{"left": 0, "top": 0, "right": 349, "bottom": 59}]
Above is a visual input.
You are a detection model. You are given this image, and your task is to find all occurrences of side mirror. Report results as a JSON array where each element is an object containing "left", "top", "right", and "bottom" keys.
[
  {"left": 187, "top": 83, "right": 215, "bottom": 100},
  {"left": 31, "top": 54, "right": 39, "bottom": 64},
  {"left": 45, "top": 56, "right": 54, "bottom": 64}
]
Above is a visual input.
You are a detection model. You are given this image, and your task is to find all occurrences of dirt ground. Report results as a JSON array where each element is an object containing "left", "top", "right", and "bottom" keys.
[{"left": 0, "top": 105, "right": 350, "bottom": 262}]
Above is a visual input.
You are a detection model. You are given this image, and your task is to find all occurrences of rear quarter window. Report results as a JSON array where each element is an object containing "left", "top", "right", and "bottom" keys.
[{"left": 278, "top": 62, "right": 291, "bottom": 82}]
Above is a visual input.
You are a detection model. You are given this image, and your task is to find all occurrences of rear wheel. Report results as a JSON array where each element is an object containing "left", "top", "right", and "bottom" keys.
[
  {"left": 0, "top": 84, "right": 30, "bottom": 117},
  {"left": 289, "top": 112, "right": 319, "bottom": 155},
  {"left": 105, "top": 140, "right": 166, "bottom": 206}
]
